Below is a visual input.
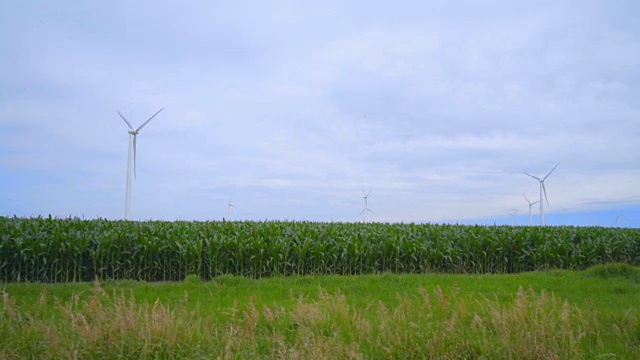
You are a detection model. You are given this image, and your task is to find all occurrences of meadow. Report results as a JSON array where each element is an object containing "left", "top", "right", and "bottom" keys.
[{"left": 1, "top": 264, "right": 639, "bottom": 359}]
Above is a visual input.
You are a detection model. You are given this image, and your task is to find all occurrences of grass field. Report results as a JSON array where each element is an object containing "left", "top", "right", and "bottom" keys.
[{"left": 1, "top": 263, "right": 639, "bottom": 359}]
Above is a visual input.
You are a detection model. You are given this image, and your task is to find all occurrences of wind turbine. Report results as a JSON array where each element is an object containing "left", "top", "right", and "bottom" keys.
[
  {"left": 118, "top": 107, "right": 164, "bottom": 219},
  {"left": 524, "top": 163, "right": 559, "bottom": 226},
  {"left": 523, "top": 195, "right": 540, "bottom": 226},
  {"left": 360, "top": 189, "right": 374, "bottom": 222},
  {"left": 508, "top": 209, "right": 519, "bottom": 226},
  {"left": 615, "top": 212, "right": 623, "bottom": 227},
  {"left": 227, "top": 196, "right": 236, "bottom": 219}
]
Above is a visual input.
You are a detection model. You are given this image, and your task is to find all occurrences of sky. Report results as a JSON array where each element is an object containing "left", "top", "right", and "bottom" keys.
[{"left": 1, "top": 1, "right": 639, "bottom": 227}]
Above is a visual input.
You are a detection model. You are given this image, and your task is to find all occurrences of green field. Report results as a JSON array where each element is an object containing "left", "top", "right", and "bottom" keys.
[
  {"left": 1, "top": 264, "right": 639, "bottom": 359},
  {"left": 2, "top": 217, "right": 639, "bottom": 357},
  {"left": 1, "top": 217, "right": 639, "bottom": 282}
]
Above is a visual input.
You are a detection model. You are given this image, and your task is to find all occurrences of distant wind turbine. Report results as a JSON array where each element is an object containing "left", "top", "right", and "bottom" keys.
[
  {"left": 508, "top": 209, "right": 519, "bottom": 226},
  {"left": 360, "top": 189, "right": 374, "bottom": 222},
  {"left": 118, "top": 107, "right": 164, "bottom": 219},
  {"left": 524, "top": 163, "right": 559, "bottom": 226},
  {"left": 227, "top": 196, "right": 236, "bottom": 219},
  {"left": 615, "top": 212, "right": 623, "bottom": 227},
  {"left": 523, "top": 195, "right": 540, "bottom": 226}
]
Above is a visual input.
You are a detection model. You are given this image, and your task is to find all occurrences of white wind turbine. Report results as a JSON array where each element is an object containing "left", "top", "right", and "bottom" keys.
[
  {"left": 523, "top": 195, "right": 540, "bottom": 226},
  {"left": 615, "top": 212, "right": 623, "bottom": 227},
  {"left": 524, "top": 163, "right": 559, "bottom": 226},
  {"left": 360, "top": 189, "right": 374, "bottom": 222},
  {"left": 227, "top": 196, "right": 236, "bottom": 219},
  {"left": 118, "top": 107, "right": 164, "bottom": 219},
  {"left": 508, "top": 209, "right": 519, "bottom": 226}
]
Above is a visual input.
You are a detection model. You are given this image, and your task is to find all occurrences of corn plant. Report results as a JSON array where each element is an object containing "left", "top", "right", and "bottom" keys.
[{"left": 1, "top": 216, "right": 639, "bottom": 282}]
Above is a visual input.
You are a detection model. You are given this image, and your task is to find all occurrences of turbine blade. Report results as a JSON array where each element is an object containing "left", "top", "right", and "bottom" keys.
[
  {"left": 118, "top": 111, "right": 134, "bottom": 130},
  {"left": 532, "top": 200, "right": 540, "bottom": 205},
  {"left": 542, "top": 182, "right": 549, "bottom": 206},
  {"left": 133, "top": 135, "right": 137, "bottom": 179},
  {"left": 136, "top": 107, "right": 164, "bottom": 132},
  {"left": 523, "top": 194, "right": 530, "bottom": 204},
  {"left": 543, "top": 162, "right": 560, "bottom": 180},
  {"left": 524, "top": 172, "right": 541, "bottom": 180},
  {"left": 367, "top": 209, "right": 375, "bottom": 214},
  {"left": 366, "top": 190, "right": 371, "bottom": 197}
]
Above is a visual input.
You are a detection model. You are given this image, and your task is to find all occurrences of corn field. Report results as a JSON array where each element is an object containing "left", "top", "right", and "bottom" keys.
[{"left": 1, "top": 216, "right": 638, "bottom": 282}]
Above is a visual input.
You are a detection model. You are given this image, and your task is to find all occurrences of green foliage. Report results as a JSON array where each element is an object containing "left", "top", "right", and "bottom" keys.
[
  {"left": 585, "top": 262, "right": 640, "bottom": 282},
  {"left": 183, "top": 274, "right": 202, "bottom": 284},
  {"left": 2, "top": 272, "right": 640, "bottom": 359},
  {"left": 1, "top": 216, "right": 639, "bottom": 282},
  {"left": 212, "top": 274, "right": 245, "bottom": 286}
]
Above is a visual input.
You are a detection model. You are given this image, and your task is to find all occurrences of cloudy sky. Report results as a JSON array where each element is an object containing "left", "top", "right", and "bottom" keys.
[{"left": 1, "top": 1, "right": 639, "bottom": 226}]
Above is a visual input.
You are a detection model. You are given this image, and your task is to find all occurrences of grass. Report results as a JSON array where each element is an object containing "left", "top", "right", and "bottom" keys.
[{"left": 1, "top": 264, "right": 639, "bottom": 359}]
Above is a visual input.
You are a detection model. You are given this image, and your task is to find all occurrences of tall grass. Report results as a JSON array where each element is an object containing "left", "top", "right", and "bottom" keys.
[
  {"left": 1, "top": 216, "right": 639, "bottom": 282},
  {"left": 1, "top": 281, "right": 637, "bottom": 359}
]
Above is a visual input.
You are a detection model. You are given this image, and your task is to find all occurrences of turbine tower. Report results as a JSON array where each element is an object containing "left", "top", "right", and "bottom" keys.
[
  {"left": 118, "top": 107, "right": 164, "bottom": 219},
  {"left": 524, "top": 163, "right": 559, "bottom": 226},
  {"left": 360, "top": 189, "right": 374, "bottom": 222},
  {"left": 523, "top": 195, "right": 540, "bottom": 226}
]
